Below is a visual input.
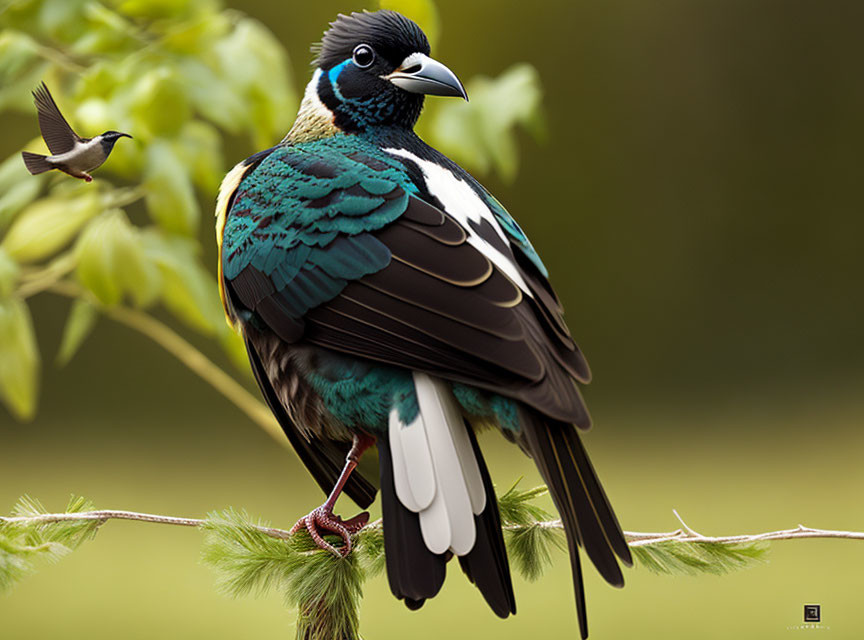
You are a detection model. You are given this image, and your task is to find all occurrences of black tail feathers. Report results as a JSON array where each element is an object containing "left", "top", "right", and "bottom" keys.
[
  {"left": 21, "top": 151, "right": 52, "bottom": 175},
  {"left": 457, "top": 422, "right": 516, "bottom": 618},
  {"left": 378, "top": 431, "right": 515, "bottom": 618},
  {"left": 378, "top": 438, "right": 447, "bottom": 609},
  {"left": 519, "top": 408, "right": 631, "bottom": 639}
]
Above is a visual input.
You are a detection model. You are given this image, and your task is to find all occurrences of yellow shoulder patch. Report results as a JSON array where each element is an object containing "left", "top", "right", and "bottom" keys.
[{"left": 215, "top": 160, "right": 255, "bottom": 330}]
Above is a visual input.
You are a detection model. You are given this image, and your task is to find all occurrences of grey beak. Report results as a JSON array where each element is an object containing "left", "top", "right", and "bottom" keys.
[{"left": 386, "top": 53, "right": 468, "bottom": 100}]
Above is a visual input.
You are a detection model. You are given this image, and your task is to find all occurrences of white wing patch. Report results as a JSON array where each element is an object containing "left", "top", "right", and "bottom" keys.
[
  {"left": 383, "top": 148, "right": 532, "bottom": 296},
  {"left": 388, "top": 372, "right": 486, "bottom": 556}
]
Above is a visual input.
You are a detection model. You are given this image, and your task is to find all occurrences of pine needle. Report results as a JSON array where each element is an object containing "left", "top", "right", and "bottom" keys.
[
  {"left": 0, "top": 495, "right": 100, "bottom": 592},
  {"left": 631, "top": 539, "right": 768, "bottom": 576},
  {"left": 201, "top": 509, "right": 363, "bottom": 640},
  {"left": 498, "top": 480, "right": 564, "bottom": 581}
]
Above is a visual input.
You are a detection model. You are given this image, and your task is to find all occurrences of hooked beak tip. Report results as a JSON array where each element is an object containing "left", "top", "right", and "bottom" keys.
[{"left": 387, "top": 53, "right": 468, "bottom": 101}]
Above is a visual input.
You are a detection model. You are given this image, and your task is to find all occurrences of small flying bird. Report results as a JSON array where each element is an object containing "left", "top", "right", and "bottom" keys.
[
  {"left": 217, "top": 10, "right": 631, "bottom": 638},
  {"left": 21, "top": 82, "right": 131, "bottom": 182}
]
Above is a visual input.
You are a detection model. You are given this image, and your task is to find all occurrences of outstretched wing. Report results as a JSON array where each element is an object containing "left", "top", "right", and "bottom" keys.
[
  {"left": 32, "top": 83, "right": 80, "bottom": 155},
  {"left": 222, "top": 138, "right": 591, "bottom": 425}
]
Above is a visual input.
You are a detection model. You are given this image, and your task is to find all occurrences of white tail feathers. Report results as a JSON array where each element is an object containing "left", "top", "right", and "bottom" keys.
[{"left": 388, "top": 372, "right": 486, "bottom": 556}]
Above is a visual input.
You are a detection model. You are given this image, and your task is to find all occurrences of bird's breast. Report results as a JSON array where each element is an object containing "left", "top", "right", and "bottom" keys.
[{"left": 51, "top": 140, "right": 106, "bottom": 172}]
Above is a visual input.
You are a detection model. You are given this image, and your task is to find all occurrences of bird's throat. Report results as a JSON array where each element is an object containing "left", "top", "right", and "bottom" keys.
[{"left": 283, "top": 70, "right": 340, "bottom": 144}]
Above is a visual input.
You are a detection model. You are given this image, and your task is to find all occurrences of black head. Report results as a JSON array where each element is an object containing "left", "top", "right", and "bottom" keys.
[
  {"left": 312, "top": 10, "right": 466, "bottom": 133},
  {"left": 99, "top": 130, "right": 132, "bottom": 153}
]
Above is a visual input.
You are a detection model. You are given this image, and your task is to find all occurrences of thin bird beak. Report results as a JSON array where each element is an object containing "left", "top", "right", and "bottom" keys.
[
  {"left": 120, "top": 133, "right": 133, "bottom": 139},
  {"left": 385, "top": 53, "right": 468, "bottom": 101}
]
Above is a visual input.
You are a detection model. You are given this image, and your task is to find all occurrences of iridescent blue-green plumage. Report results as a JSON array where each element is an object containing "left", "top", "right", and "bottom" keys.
[{"left": 223, "top": 138, "right": 413, "bottom": 331}]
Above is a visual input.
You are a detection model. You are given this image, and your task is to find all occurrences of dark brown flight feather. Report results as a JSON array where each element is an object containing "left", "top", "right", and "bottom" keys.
[{"left": 32, "top": 82, "right": 81, "bottom": 155}]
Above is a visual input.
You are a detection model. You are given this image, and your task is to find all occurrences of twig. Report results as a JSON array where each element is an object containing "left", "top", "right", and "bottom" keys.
[
  {"left": 0, "top": 510, "right": 290, "bottom": 539},
  {"left": 4, "top": 509, "right": 863, "bottom": 547},
  {"left": 32, "top": 42, "right": 87, "bottom": 74},
  {"left": 35, "top": 280, "right": 286, "bottom": 449},
  {"left": 17, "top": 251, "right": 77, "bottom": 299}
]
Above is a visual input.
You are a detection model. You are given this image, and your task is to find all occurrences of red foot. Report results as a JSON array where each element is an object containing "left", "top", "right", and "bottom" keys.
[
  {"left": 83, "top": 175, "right": 93, "bottom": 182},
  {"left": 290, "top": 505, "right": 370, "bottom": 556}
]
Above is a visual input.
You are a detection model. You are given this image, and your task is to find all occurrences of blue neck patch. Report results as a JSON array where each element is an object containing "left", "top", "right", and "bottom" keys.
[{"left": 327, "top": 59, "right": 351, "bottom": 101}]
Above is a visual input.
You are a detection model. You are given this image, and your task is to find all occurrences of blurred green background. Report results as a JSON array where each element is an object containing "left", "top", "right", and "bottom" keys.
[{"left": 2, "top": 0, "right": 864, "bottom": 638}]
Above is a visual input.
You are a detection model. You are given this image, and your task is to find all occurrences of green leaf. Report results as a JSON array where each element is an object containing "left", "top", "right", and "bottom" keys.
[
  {"left": 130, "top": 67, "right": 191, "bottom": 138},
  {"left": 178, "top": 59, "right": 247, "bottom": 134},
  {"left": 140, "top": 229, "right": 222, "bottom": 333},
  {"left": 428, "top": 63, "right": 545, "bottom": 181},
  {"left": 56, "top": 299, "right": 97, "bottom": 366},
  {"left": 218, "top": 326, "right": 250, "bottom": 373},
  {"left": 0, "top": 31, "right": 38, "bottom": 82},
  {"left": 213, "top": 17, "right": 296, "bottom": 147},
  {"left": 0, "top": 30, "right": 46, "bottom": 112},
  {"left": 0, "top": 151, "right": 47, "bottom": 231},
  {"left": 173, "top": 121, "right": 223, "bottom": 193},
  {"left": 116, "top": 0, "right": 197, "bottom": 21},
  {"left": 158, "top": 6, "right": 230, "bottom": 55},
  {"left": 144, "top": 141, "right": 200, "bottom": 235},
  {"left": 75, "top": 210, "right": 161, "bottom": 306},
  {"left": 75, "top": 213, "right": 121, "bottom": 305},
  {"left": 378, "top": 0, "right": 440, "bottom": 49},
  {"left": 0, "top": 297, "right": 39, "bottom": 421},
  {"left": 0, "top": 248, "right": 20, "bottom": 298},
  {"left": 1, "top": 191, "right": 100, "bottom": 263},
  {"left": 73, "top": 97, "right": 114, "bottom": 135}
]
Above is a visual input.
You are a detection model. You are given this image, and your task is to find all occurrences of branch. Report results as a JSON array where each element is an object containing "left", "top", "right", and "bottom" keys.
[
  {"left": 0, "top": 509, "right": 289, "bottom": 539},
  {"left": 34, "top": 280, "right": 286, "bottom": 449},
  {"left": 4, "top": 508, "right": 862, "bottom": 545},
  {"left": 3, "top": 488, "right": 860, "bottom": 639}
]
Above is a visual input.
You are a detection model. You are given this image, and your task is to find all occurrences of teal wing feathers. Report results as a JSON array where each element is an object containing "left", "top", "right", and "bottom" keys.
[
  {"left": 222, "top": 139, "right": 416, "bottom": 340},
  {"left": 223, "top": 136, "right": 591, "bottom": 425},
  {"left": 482, "top": 191, "right": 549, "bottom": 278}
]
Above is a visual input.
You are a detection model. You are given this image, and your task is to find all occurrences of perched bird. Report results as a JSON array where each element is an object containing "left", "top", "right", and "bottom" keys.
[
  {"left": 217, "top": 10, "right": 631, "bottom": 638},
  {"left": 21, "top": 82, "right": 131, "bottom": 182}
]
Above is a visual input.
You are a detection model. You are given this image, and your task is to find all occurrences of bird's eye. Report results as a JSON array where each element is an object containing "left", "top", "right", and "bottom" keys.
[{"left": 352, "top": 44, "right": 375, "bottom": 69}]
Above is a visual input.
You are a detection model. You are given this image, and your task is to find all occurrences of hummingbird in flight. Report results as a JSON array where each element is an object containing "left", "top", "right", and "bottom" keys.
[{"left": 21, "top": 82, "right": 131, "bottom": 182}]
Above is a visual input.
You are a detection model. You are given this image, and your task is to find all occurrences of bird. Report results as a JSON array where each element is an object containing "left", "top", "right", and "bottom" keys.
[
  {"left": 216, "top": 10, "right": 631, "bottom": 638},
  {"left": 21, "top": 82, "right": 131, "bottom": 182}
]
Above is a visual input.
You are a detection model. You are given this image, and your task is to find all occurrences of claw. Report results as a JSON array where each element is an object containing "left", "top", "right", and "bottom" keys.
[{"left": 290, "top": 505, "right": 370, "bottom": 556}]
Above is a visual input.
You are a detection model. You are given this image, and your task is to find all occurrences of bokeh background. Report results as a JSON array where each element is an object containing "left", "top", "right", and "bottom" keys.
[{"left": 3, "top": 0, "right": 864, "bottom": 638}]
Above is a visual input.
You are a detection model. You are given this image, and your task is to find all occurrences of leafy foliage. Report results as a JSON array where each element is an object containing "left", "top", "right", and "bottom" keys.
[
  {"left": 0, "top": 0, "right": 546, "bottom": 427},
  {"left": 56, "top": 298, "right": 97, "bottom": 365},
  {"left": 631, "top": 539, "right": 768, "bottom": 576},
  {"left": 428, "top": 64, "right": 545, "bottom": 181},
  {"left": 0, "top": 0, "right": 299, "bottom": 419},
  {"left": 0, "top": 495, "right": 99, "bottom": 593},
  {"left": 497, "top": 482, "right": 563, "bottom": 581},
  {"left": 202, "top": 509, "right": 364, "bottom": 640},
  {"left": 0, "top": 296, "right": 38, "bottom": 419}
]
